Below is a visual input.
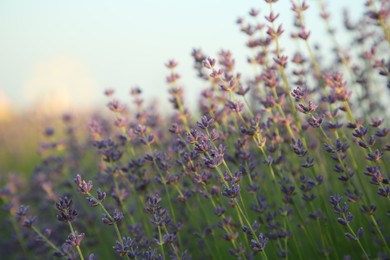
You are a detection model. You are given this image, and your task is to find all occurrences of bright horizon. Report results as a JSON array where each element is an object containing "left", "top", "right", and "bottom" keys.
[{"left": 0, "top": 0, "right": 365, "bottom": 114}]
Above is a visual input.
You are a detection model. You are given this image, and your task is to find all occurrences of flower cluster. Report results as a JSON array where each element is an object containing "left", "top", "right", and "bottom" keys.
[{"left": 1, "top": 1, "right": 389, "bottom": 259}]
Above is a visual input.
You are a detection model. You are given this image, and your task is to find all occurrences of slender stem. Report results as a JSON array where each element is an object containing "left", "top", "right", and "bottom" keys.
[
  {"left": 342, "top": 213, "right": 370, "bottom": 259},
  {"left": 31, "top": 225, "right": 60, "bottom": 252},
  {"left": 68, "top": 222, "right": 85, "bottom": 260},
  {"left": 261, "top": 250, "right": 270, "bottom": 260},
  {"left": 86, "top": 192, "right": 126, "bottom": 250},
  {"left": 10, "top": 216, "right": 27, "bottom": 254},
  {"left": 158, "top": 225, "right": 166, "bottom": 260},
  {"left": 370, "top": 215, "right": 390, "bottom": 253}
]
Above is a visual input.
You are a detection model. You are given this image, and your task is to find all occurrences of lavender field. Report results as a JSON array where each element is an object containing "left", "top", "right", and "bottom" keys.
[{"left": 1, "top": 1, "right": 390, "bottom": 259}]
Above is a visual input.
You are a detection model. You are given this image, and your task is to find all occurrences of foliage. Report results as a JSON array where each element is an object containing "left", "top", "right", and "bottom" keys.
[{"left": 1, "top": 1, "right": 390, "bottom": 259}]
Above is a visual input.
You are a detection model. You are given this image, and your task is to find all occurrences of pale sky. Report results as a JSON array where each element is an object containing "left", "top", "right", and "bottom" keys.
[{"left": 0, "top": 0, "right": 364, "bottom": 113}]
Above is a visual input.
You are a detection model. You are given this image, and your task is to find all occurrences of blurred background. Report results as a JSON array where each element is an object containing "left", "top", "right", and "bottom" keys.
[{"left": 0, "top": 0, "right": 364, "bottom": 119}]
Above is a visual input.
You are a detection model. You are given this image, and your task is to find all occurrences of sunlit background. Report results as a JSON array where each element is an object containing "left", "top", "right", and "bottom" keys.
[{"left": 0, "top": 0, "right": 364, "bottom": 119}]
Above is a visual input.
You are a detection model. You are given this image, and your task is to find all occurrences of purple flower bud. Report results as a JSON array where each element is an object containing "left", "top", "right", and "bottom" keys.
[
  {"left": 16, "top": 205, "right": 29, "bottom": 219},
  {"left": 290, "top": 138, "right": 307, "bottom": 157},
  {"left": 57, "top": 209, "right": 78, "bottom": 223},
  {"left": 345, "top": 232, "right": 356, "bottom": 241},
  {"left": 357, "top": 227, "right": 364, "bottom": 239},
  {"left": 23, "top": 216, "right": 37, "bottom": 228},
  {"left": 376, "top": 128, "right": 389, "bottom": 137},
  {"left": 378, "top": 186, "right": 389, "bottom": 197},
  {"left": 226, "top": 100, "right": 244, "bottom": 113},
  {"left": 113, "top": 236, "right": 136, "bottom": 257},
  {"left": 104, "top": 88, "right": 114, "bottom": 96},
  {"left": 346, "top": 212, "right": 354, "bottom": 222},
  {"left": 358, "top": 140, "right": 369, "bottom": 149},
  {"left": 366, "top": 149, "right": 383, "bottom": 162},
  {"left": 360, "top": 204, "right": 376, "bottom": 215},
  {"left": 86, "top": 196, "right": 98, "bottom": 207},
  {"left": 165, "top": 59, "right": 178, "bottom": 69},
  {"left": 296, "top": 101, "right": 317, "bottom": 114},
  {"left": 214, "top": 206, "right": 226, "bottom": 216},
  {"left": 250, "top": 233, "right": 269, "bottom": 252},
  {"left": 196, "top": 115, "right": 214, "bottom": 129},
  {"left": 55, "top": 196, "right": 73, "bottom": 212},
  {"left": 352, "top": 126, "right": 368, "bottom": 138},
  {"left": 221, "top": 182, "right": 241, "bottom": 198},
  {"left": 203, "top": 57, "right": 216, "bottom": 69},
  {"left": 370, "top": 118, "right": 383, "bottom": 127},
  {"left": 298, "top": 27, "right": 311, "bottom": 40},
  {"left": 107, "top": 99, "right": 126, "bottom": 113},
  {"left": 97, "top": 188, "right": 107, "bottom": 202},
  {"left": 66, "top": 231, "right": 85, "bottom": 247},
  {"left": 265, "top": 11, "right": 280, "bottom": 23},
  {"left": 74, "top": 174, "right": 93, "bottom": 194}
]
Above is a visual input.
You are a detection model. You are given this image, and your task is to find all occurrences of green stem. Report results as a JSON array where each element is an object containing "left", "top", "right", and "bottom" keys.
[
  {"left": 68, "top": 222, "right": 85, "bottom": 260},
  {"left": 10, "top": 216, "right": 27, "bottom": 254},
  {"left": 343, "top": 214, "right": 370, "bottom": 259},
  {"left": 31, "top": 225, "right": 61, "bottom": 252},
  {"left": 158, "top": 225, "right": 166, "bottom": 260},
  {"left": 370, "top": 215, "right": 390, "bottom": 253},
  {"left": 86, "top": 192, "right": 127, "bottom": 253}
]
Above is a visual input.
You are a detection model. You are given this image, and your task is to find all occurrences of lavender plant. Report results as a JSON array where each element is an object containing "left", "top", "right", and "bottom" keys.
[{"left": 1, "top": 1, "right": 389, "bottom": 259}]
